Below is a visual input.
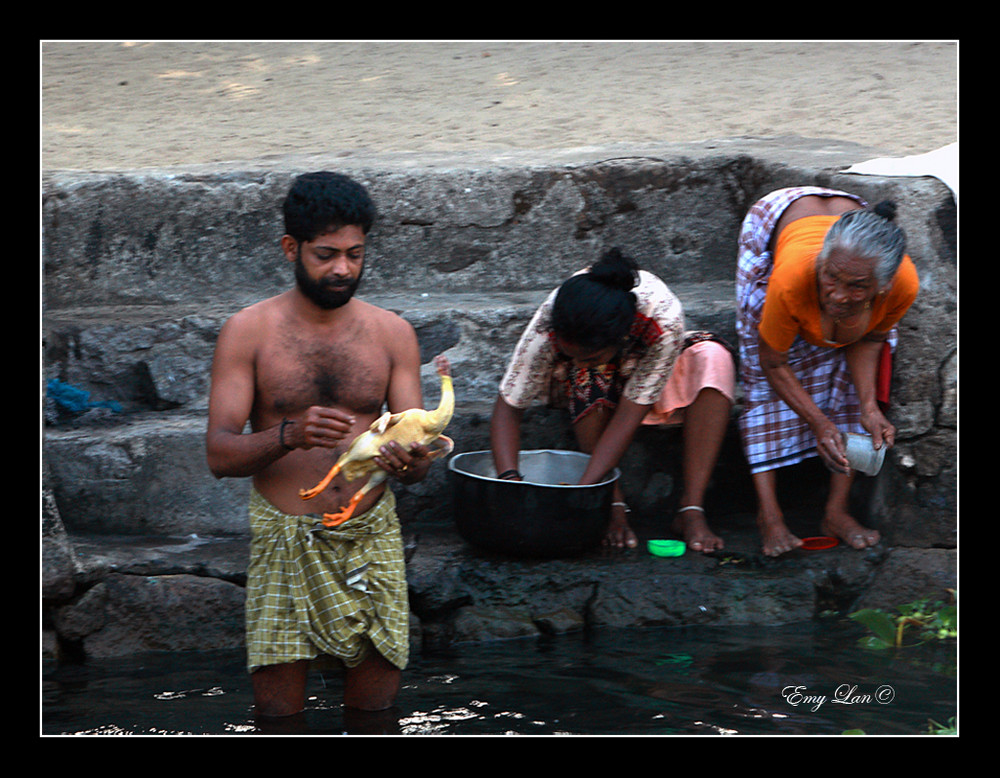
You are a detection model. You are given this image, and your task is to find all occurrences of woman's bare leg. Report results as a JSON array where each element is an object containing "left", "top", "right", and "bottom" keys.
[
  {"left": 821, "top": 471, "right": 880, "bottom": 549},
  {"left": 673, "top": 388, "right": 730, "bottom": 552},
  {"left": 752, "top": 469, "right": 803, "bottom": 556}
]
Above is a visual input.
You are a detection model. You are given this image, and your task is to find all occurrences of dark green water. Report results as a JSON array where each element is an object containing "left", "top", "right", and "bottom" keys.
[{"left": 42, "top": 620, "right": 956, "bottom": 736}]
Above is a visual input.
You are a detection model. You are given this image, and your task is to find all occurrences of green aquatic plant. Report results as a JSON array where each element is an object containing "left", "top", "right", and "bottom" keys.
[
  {"left": 842, "top": 717, "right": 957, "bottom": 737},
  {"left": 653, "top": 652, "right": 694, "bottom": 670},
  {"left": 927, "top": 717, "right": 957, "bottom": 735},
  {"left": 849, "top": 592, "right": 956, "bottom": 650}
]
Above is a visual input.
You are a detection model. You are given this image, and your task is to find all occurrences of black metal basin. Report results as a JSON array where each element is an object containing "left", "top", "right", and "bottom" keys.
[{"left": 448, "top": 449, "right": 619, "bottom": 558}]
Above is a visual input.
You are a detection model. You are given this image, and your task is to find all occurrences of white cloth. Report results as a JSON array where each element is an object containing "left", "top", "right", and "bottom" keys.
[{"left": 843, "top": 142, "right": 958, "bottom": 201}]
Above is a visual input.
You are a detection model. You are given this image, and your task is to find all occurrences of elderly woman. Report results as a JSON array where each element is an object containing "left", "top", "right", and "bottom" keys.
[
  {"left": 491, "top": 248, "right": 736, "bottom": 550},
  {"left": 736, "top": 186, "right": 919, "bottom": 557}
]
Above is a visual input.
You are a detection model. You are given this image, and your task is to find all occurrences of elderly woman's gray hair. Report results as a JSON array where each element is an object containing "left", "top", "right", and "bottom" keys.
[{"left": 819, "top": 201, "right": 907, "bottom": 286}]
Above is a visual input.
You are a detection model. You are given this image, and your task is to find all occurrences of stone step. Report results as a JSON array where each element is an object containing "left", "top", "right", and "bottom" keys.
[
  {"left": 43, "top": 396, "right": 755, "bottom": 538},
  {"left": 43, "top": 282, "right": 738, "bottom": 415},
  {"left": 41, "top": 398, "right": 555, "bottom": 536},
  {"left": 44, "top": 411, "right": 251, "bottom": 536},
  {"left": 54, "top": 521, "right": 905, "bottom": 658},
  {"left": 44, "top": 147, "right": 769, "bottom": 310}
]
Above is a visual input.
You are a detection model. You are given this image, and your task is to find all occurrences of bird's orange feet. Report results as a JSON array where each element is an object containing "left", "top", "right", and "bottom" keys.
[
  {"left": 321, "top": 509, "right": 354, "bottom": 527},
  {"left": 320, "top": 491, "right": 364, "bottom": 527},
  {"left": 300, "top": 466, "right": 341, "bottom": 501}
]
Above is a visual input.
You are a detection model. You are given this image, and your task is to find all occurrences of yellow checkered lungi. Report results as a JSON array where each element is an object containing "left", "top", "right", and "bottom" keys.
[{"left": 244, "top": 486, "right": 409, "bottom": 674}]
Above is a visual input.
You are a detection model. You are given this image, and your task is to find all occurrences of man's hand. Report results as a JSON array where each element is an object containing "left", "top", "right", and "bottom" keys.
[
  {"left": 287, "top": 406, "right": 357, "bottom": 450},
  {"left": 375, "top": 440, "right": 433, "bottom": 484}
]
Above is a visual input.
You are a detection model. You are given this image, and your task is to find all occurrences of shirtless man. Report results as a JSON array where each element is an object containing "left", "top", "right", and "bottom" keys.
[{"left": 206, "top": 172, "right": 433, "bottom": 724}]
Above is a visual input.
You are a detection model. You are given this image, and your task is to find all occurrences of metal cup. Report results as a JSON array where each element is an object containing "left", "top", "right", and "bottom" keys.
[{"left": 842, "top": 432, "right": 886, "bottom": 476}]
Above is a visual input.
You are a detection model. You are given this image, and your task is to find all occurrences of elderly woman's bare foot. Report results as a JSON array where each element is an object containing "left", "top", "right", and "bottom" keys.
[
  {"left": 757, "top": 513, "right": 803, "bottom": 557},
  {"left": 821, "top": 509, "right": 880, "bottom": 550},
  {"left": 672, "top": 506, "right": 724, "bottom": 553}
]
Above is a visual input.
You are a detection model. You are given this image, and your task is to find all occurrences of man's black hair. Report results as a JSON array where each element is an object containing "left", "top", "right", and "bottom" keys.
[{"left": 282, "top": 171, "right": 377, "bottom": 243}]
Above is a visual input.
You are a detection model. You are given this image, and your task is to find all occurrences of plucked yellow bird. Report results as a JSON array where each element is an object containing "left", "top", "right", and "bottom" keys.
[{"left": 299, "top": 354, "right": 455, "bottom": 527}]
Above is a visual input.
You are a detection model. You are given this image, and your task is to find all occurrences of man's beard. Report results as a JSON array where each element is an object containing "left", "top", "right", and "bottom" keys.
[{"left": 294, "top": 253, "right": 363, "bottom": 310}]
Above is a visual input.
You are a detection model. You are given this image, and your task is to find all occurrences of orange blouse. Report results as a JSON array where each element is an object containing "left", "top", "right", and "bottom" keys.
[{"left": 758, "top": 215, "right": 919, "bottom": 351}]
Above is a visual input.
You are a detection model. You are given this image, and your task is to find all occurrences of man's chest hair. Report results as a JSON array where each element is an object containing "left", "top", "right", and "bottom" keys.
[{"left": 262, "top": 326, "right": 391, "bottom": 416}]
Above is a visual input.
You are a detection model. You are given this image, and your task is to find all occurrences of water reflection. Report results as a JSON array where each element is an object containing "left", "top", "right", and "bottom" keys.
[{"left": 42, "top": 620, "right": 956, "bottom": 736}]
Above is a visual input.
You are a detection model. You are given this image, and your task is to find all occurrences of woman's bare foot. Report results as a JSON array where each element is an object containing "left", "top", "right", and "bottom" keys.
[
  {"left": 604, "top": 503, "right": 638, "bottom": 548},
  {"left": 821, "top": 508, "right": 880, "bottom": 550},
  {"left": 672, "top": 506, "right": 724, "bottom": 553},
  {"left": 757, "top": 513, "right": 803, "bottom": 557}
]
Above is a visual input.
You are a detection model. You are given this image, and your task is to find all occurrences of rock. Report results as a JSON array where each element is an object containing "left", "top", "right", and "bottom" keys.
[
  {"left": 43, "top": 522, "right": 943, "bottom": 658},
  {"left": 534, "top": 608, "right": 587, "bottom": 636},
  {"left": 453, "top": 606, "right": 541, "bottom": 643},
  {"left": 42, "top": 485, "right": 80, "bottom": 601},
  {"left": 850, "top": 548, "right": 957, "bottom": 611},
  {"left": 53, "top": 573, "right": 245, "bottom": 658}
]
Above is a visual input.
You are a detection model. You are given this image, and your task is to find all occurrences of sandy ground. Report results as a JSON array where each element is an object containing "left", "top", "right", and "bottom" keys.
[{"left": 40, "top": 40, "right": 958, "bottom": 172}]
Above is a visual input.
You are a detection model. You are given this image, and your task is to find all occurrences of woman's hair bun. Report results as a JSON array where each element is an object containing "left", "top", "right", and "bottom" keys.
[
  {"left": 551, "top": 247, "right": 639, "bottom": 350},
  {"left": 588, "top": 247, "right": 639, "bottom": 291},
  {"left": 872, "top": 200, "right": 898, "bottom": 222}
]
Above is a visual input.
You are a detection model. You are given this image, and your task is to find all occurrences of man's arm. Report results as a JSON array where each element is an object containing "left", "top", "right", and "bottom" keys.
[
  {"left": 205, "top": 313, "right": 284, "bottom": 478},
  {"left": 373, "top": 317, "right": 434, "bottom": 484},
  {"left": 384, "top": 317, "right": 424, "bottom": 414}
]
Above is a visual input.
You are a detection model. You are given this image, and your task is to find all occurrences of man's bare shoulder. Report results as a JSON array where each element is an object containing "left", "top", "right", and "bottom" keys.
[
  {"left": 215, "top": 294, "right": 291, "bottom": 354},
  {"left": 223, "top": 293, "right": 288, "bottom": 329},
  {"left": 352, "top": 300, "right": 420, "bottom": 367},
  {"left": 355, "top": 298, "right": 417, "bottom": 335}
]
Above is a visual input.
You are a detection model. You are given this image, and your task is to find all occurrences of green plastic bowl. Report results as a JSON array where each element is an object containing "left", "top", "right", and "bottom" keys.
[{"left": 647, "top": 539, "right": 686, "bottom": 557}]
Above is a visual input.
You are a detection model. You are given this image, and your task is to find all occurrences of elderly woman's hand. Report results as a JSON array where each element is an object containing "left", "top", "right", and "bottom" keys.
[
  {"left": 812, "top": 417, "right": 851, "bottom": 474},
  {"left": 860, "top": 405, "right": 896, "bottom": 451}
]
